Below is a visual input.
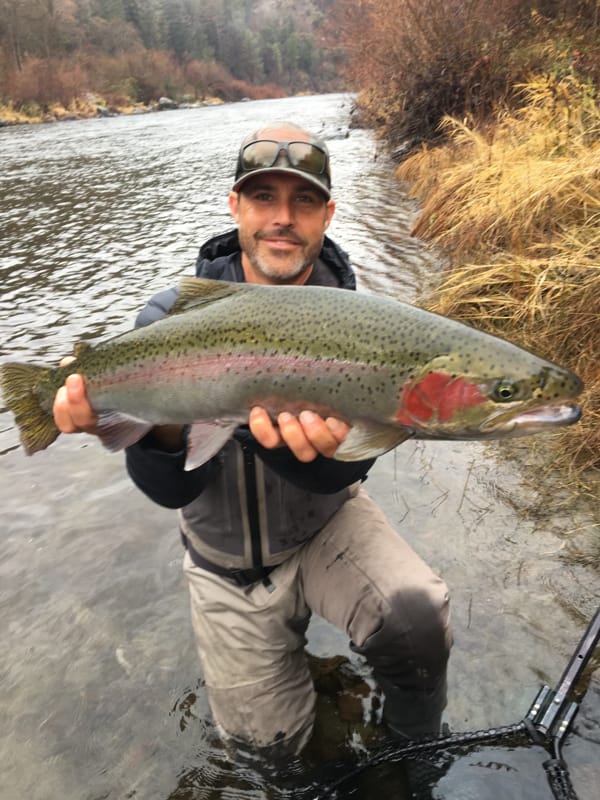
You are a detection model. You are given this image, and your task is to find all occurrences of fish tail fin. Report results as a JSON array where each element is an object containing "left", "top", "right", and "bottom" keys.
[{"left": 0, "top": 362, "right": 60, "bottom": 454}]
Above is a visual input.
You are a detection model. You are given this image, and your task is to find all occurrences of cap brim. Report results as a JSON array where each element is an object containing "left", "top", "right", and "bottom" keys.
[{"left": 232, "top": 166, "right": 331, "bottom": 199}]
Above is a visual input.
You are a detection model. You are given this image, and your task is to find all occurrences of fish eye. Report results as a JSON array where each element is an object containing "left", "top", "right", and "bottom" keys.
[{"left": 493, "top": 380, "right": 520, "bottom": 402}]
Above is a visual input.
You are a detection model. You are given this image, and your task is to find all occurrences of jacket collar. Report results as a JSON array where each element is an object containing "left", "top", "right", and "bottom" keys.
[{"left": 196, "top": 228, "right": 356, "bottom": 290}]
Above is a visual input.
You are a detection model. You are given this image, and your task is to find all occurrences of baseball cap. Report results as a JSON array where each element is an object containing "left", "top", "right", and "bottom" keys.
[{"left": 232, "top": 122, "right": 331, "bottom": 198}]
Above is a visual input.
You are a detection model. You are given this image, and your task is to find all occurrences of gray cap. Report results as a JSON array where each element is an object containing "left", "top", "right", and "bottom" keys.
[{"left": 232, "top": 122, "right": 331, "bottom": 198}]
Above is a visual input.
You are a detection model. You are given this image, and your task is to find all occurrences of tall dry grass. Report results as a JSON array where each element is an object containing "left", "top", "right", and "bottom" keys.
[
  {"left": 397, "top": 75, "right": 600, "bottom": 477},
  {"left": 329, "top": 0, "right": 600, "bottom": 151}
]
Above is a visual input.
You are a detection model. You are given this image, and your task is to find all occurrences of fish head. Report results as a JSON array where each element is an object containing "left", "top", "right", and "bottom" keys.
[{"left": 394, "top": 349, "right": 583, "bottom": 440}]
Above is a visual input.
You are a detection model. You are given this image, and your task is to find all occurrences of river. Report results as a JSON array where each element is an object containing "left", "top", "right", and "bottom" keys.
[{"left": 0, "top": 93, "right": 598, "bottom": 800}]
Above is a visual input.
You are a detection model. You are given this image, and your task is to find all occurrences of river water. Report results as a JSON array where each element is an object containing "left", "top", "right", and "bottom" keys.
[{"left": 0, "top": 93, "right": 598, "bottom": 800}]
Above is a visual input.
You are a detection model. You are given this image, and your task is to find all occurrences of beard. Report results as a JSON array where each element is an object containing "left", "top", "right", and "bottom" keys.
[{"left": 239, "top": 226, "right": 324, "bottom": 284}]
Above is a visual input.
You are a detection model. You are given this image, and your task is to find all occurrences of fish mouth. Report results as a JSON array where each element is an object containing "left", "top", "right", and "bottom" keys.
[{"left": 480, "top": 403, "right": 582, "bottom": 436}]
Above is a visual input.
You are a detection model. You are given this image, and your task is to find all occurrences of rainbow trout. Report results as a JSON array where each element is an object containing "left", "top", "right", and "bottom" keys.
[{"left": 0, "top": 278, "right": 583, "bottom": 467}]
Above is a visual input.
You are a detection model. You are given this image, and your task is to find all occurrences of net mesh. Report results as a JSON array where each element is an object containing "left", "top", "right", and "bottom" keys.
[{"left": 317, "top": 722, "right": 580, "bottom": 799}]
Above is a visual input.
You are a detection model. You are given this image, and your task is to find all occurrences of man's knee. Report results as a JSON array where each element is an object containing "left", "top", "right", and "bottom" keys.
[{"left": 353, "top": 576, "right": 452, "bottom": 685}]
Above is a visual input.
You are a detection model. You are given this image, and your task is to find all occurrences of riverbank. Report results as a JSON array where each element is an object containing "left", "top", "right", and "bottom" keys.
[
  {"left": 0, "top": 92, "right": 227, "bottom": 127},
  {"left": 395, "top": 74, "right": 599, "bottom": 492},
  {"left": 333, "top": 1, "right": 599, "bottom": 487}
]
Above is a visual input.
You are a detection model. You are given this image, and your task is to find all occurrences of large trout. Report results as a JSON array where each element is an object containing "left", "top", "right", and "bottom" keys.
[{"left": 0, "top": 278, "right": 583, "bottom": 467}]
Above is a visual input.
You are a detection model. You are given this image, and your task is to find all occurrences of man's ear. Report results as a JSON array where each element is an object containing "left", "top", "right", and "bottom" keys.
[
  {"left": 324, "top": 198, "right": 336, "bottom": 229},
  {"left": 228, "top": 191, "right": 240, "bottom": 223}
]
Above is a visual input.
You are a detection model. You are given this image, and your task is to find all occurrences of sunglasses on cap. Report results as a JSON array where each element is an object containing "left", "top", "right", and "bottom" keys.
[{"left": 236, "top": 139, "right": 330, "bottom": 180}]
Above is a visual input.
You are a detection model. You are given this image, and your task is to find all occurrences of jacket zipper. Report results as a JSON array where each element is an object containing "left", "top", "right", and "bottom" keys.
[{"left": 241, "top": 442, "right": 274, "bottom": 591}]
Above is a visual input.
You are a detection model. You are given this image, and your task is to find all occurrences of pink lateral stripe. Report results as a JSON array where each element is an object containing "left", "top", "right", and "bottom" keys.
[{"left": 92, "top": 351, "right": 356, "bottom": 388}]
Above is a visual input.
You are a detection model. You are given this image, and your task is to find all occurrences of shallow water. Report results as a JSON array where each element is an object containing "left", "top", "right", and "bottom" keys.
[{"left": 0, "top": 93, "right": 598, "bottom": 799}]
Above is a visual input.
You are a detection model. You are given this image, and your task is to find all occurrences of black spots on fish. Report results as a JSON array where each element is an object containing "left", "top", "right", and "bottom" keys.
[{"left": 324, "top": 379, "right": 345, "bottom": 398}]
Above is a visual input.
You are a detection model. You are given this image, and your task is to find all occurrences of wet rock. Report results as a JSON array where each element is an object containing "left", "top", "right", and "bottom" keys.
[{"left": 157, "top": 97, "right": 178, "bottom": 111}]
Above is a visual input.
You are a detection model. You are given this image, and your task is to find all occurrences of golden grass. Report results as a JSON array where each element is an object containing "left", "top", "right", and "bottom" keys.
[
  {"left": 0, "top": 95, "right": 148, "bottom": 125},
  {"left": 400, "top": 78, "right": 600, "bottom": 257},
  {"left": 0, "top": 101, "right": 37, "bottom": 124},
  {"left": 397, "top": 75, "right": 600, "bottom": 477}
]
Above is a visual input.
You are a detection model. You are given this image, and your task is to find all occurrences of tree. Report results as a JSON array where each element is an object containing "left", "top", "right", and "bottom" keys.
[
  {"left": 263, "top": 41, "right": 283, "bottom": 84},
  {"left": 0, "top": 0, "right": 26, "bottom": 70},
  {"left": 30, "top": 0, "right": 79, "bottom": 58},
  {"left": 123, "top": 0, "right": 161, "bottom": 49},
  {"left": 0, "top": 0, "right": 347, "bottom": 109}
]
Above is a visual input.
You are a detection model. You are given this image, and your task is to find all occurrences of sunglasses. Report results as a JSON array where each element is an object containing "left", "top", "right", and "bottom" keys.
[{"left": 238, "top": 139, "right": 329, "bottom": 178}]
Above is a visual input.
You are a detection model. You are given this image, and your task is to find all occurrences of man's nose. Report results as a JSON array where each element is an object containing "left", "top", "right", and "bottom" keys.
[{"left": 273, "top": 198, "right": 295, "bottom": 226}]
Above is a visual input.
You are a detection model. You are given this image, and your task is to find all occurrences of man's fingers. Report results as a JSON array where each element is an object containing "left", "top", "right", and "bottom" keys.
[
  {"left": 278, "top": 412, "right": 319, "bottom": 462},
  {"left": 298, "top": 411, "right": 347, "bottom": 460},
  {"left": 323, "top": 417, "right": 351, "bottom": 442},
  {"left": 53, "top": 385, "right": 78, "bottom": 433},
  {"left": 249, "top": 407, "right": 350, "bottom": 461},
  {"left": 249, "top": 406, "right": 283, "bottom": 448},
  {"left": 53, "top": 373, "right": 98, "bottom": 433}
]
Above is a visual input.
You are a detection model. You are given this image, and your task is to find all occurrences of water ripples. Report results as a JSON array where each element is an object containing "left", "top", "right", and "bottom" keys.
[{"left": 0, "top": 94, "right": 438, "bottom": 367}]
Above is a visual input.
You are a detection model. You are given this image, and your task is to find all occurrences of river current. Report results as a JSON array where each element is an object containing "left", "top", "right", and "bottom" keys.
[{"left": 0, "top": 93, "right": 598, "bottom": 799}]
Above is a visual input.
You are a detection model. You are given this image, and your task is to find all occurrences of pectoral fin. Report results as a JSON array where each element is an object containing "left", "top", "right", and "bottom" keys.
[
  {"left": 184, "top": 419, "right": 241, "bottom": 470},
  {"left": 334, "top": 420, "right": 414, "bottom": 461},
  {"left": 96, "top": 411, "right": 153, "bottom": 451}
]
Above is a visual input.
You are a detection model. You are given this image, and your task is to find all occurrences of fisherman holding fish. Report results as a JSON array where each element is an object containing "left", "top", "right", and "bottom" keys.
[
  {"left": 3, "top": 121, "right": 577, "bottom": 756},
  {"left": 49, "top": 122, "right": 452, "bottom": 754}
]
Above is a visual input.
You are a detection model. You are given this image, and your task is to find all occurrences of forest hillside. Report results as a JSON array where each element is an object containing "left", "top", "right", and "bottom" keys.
[{"left": 0, "top": 0, "right": 344, "bottom": 121}]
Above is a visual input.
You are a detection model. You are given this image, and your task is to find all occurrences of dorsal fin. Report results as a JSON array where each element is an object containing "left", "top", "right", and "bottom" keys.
[
  {"left": 169, "top": 277, "right": 249, "bottom": 316},
  {"left": 73, "top": 341, "right": 92, "bottom": 358}
]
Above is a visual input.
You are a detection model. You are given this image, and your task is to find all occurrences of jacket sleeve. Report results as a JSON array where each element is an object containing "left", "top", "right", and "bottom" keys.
[{"left": 125, "top": 433, "right": 213, "bottom": 509}]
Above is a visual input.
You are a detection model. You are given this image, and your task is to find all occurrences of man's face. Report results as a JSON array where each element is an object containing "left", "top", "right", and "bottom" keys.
[{"left": 229, "top": 172, "right": 335, "bottom": 285}]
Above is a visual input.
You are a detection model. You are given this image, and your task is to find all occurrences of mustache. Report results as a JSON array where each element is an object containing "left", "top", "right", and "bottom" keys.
[{"left": 256, "top": 228, "right": 305, "bottom": 245}]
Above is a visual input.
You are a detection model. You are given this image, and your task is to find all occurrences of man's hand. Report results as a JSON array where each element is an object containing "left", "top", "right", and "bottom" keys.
[
  {"left": 53, "top": 372, "right": 99, "bottom": 434},
  {"left": 249, "top": 407, "right": 349, "bottom": 462}
]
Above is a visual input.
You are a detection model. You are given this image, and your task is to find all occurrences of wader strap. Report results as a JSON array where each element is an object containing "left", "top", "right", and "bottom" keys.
[{"left": 181, "top": 531, "right": 277, "bottom": 587}]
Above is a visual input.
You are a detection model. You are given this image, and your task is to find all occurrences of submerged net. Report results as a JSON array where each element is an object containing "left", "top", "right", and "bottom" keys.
[{"left": 316, "top": 722, "right": 577, "bottom": 799}]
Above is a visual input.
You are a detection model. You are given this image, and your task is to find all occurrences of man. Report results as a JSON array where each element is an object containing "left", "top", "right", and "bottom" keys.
[{"left": 53, "top": 122, "right": 452, "bottom": 756}]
